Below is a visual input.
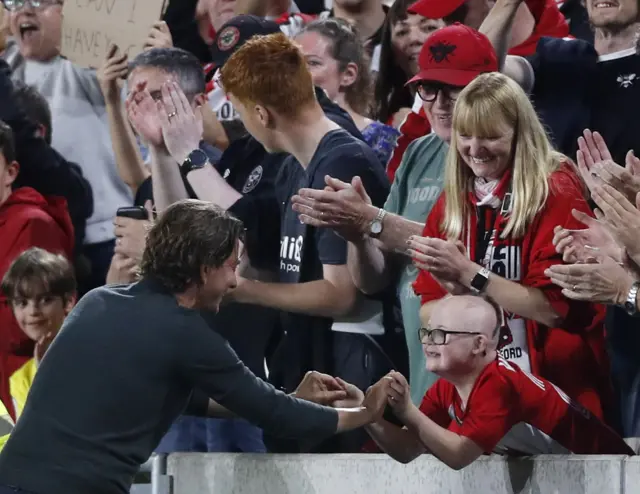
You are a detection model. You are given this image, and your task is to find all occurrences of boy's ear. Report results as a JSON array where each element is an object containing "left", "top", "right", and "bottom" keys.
[{"left": 63, "top": 292, "right": 77, "bottom": 315}]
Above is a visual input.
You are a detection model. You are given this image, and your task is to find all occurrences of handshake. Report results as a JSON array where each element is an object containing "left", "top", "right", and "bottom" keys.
[{"left": 293, "top": 370, "right": 412, "bottom": 425}]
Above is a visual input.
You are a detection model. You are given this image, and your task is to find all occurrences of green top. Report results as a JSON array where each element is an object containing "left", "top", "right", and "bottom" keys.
[{"left": 384, "top": 133, "right": 448, "bottom": 405}]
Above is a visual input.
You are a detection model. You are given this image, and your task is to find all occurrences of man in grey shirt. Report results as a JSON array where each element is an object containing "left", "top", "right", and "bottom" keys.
[{"left": 0, "top": 200, "right": 391, "bottom": 494}]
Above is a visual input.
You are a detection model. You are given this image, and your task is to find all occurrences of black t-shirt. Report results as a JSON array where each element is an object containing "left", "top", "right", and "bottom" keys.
[
  {"left": 588, "top": 52, "right": 640, "bottom": 165},
  {"left": 529, "top": 40, "right": 640, "bottom": 165},
  {"left": 215, "top": 86, "right": 365, "bottom": 272},
  {"left": 133, "top": 142, "right": 223, "bottom": 207},
  {"left": 269, "top": 128, "right": 390, "bottom": 391}
]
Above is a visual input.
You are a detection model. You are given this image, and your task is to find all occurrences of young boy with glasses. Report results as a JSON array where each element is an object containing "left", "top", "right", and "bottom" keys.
[{"left": 338, "top": 295, "right": 633, "bottom": 467}]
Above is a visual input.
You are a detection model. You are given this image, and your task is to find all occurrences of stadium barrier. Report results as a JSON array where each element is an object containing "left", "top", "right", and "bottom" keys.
[{"left": 130, "top": 453, "right": 640, "bottom": 494}]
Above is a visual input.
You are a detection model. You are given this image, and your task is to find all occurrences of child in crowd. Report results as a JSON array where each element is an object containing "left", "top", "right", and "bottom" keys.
[{"left": 1, "top": 248, "right": 77, "bottom": 421}]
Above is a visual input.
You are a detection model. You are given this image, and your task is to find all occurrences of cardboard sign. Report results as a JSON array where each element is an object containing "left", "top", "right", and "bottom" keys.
[{"left": 61, "top": 0, "right": 168, "bottom": 68}]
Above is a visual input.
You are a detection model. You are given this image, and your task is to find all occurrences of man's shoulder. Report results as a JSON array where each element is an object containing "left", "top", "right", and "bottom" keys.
[
  {"left": 534, "top": 36, "right": 597, "bottom": 66},
  {"left": 315, "top": 129, "right": 383, "bottom": 171}
]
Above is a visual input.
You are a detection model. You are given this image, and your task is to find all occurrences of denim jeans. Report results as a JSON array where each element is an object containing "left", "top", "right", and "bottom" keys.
[{"left": 155, "top": 415, "right": 266, "bottom": 453}]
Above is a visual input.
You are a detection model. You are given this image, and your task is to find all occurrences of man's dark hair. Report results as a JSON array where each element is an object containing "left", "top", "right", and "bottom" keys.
[
  {"left": 140, "top": 200, "right": 245, "bottom": 293},
  {"left": 0, "top": 120, "right": 16, "bottom": 164},
  {"left": 12, "top": 82, "right": 53, "bottom": 144},
  {"left": 2, "top": 247, "right": 76, "bottom": 302},
  {"left": 129, "top": 47, "right": 206, "bottom": 97}
]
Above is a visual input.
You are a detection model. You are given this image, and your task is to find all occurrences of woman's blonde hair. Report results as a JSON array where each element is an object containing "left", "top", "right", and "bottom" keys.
[{"left": 442, "top": 72, "right": 566, "bottom": 240}]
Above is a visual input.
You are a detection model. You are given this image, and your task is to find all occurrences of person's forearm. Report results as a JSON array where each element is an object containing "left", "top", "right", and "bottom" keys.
[
  {"left": 403, "top": 405, "right": 478, "bottom": 470},
  {"left": 479, "top": 0, "right": 523, "bottom": 69},
  {"left": 105, "top": 100, "right": 149, "bottom": 194},
  {"left": 235, "top": 279, "right": 357, "bottom": 318},
  {"left": 460, "top": 263, "right": 562, "bottom": 328},
  {"left": 150, "top": 146, "right": 189, "bottom": 212},
  {"left": 186, "top": 165, "right": 242, "bottom": 210},
  {"left": 336, "top": 407, "right": 374, "bottom": 433},
  {"left": 362, "top": 204, "right": 425, "bottom": 253},
  {"left": 365, "top": 420, "right": 426, "bottom": 464},
  {"left": 347, "top": 238, "right": 392, "bottom": 295}
]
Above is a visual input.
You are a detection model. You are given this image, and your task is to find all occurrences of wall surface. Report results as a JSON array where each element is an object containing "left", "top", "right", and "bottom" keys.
[{"left": 166, "top": 454, "right": 640, "bottom": 494}]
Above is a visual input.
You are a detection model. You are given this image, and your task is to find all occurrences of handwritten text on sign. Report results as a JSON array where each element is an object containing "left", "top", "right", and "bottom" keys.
[{"left": 61, "top": 0, "right": 166, "bottom": 68}]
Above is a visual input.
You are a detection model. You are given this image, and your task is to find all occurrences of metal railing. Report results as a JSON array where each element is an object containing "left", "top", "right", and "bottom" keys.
[{"left": 131, "top": 454, "right": 171, "bottom": 494}]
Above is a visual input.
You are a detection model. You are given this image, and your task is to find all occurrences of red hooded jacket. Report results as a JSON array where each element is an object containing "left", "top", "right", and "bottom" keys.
[
  {"left": 0, "top": 187, "right": 74, "bottom": 419},
  {"left": 386, "top": 0, "right": 569, "bottom": 182}
]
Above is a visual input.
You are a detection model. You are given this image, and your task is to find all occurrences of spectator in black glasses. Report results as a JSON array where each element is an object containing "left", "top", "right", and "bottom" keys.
[{"left": 337, "top": 294, "right": 633, "bottom": 467}]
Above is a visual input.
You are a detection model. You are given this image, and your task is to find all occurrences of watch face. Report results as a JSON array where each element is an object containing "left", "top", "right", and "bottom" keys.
[
  {"left": 189, "top": 149, "right": 209, "bottom": 169},
  {"left": 370, "top": 220, "right": 382, "bottom": 235}
]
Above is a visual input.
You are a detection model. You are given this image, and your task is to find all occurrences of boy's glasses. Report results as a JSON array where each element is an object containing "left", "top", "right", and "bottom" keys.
[
  {"left": 2, "top": 0, "right": 62, "bottom": 11},
  {"left": 418, "top": 326, "right": 482, "bottom": 345}
]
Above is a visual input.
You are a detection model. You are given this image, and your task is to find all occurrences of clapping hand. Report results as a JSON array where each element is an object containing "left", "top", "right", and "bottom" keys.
[
  {"left": 591, "top": 184, "right": 640, "bottom": 269},
  {"left": 577, "top": 129, "right": 640, "bottom": 202},
  {"left": 545, "top": 255, "right": 634, "bottom": 305},
  {"left": 126, "top": 82, "right": 164, "bottom": 148},
  {"left": 291, "top": 176, "right": 375, "bottom": 242},
  {"left": 552, "top": 208, "right": 622, "bottom": 264},
  {"left": 158, "top": 81, "right": 204, "bottom": 164}
]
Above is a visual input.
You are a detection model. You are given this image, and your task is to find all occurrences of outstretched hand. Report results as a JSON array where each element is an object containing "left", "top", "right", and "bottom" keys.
[
  {"left": 293, "top": 371, "right": 347, "bottom": 405},
  {"left": 291, "top": 175, "right": 375, "bottom": 241}
]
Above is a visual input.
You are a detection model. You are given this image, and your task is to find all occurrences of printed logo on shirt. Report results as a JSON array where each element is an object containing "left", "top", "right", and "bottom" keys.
[
  {"left": 217, "top": 101, "right": 240, "bottom": 121},
  {"left": 280, "top": 235, "right": 304, "bottom": 273},
  {"left": 408, "top": 185, "right": 441, "bottom": 205},
  {"left": 617, "top": 73, "right": 636, "bottom": 88},
  {"left": 242, "top": 166, "right": 263, "bottom": 193},
  {"left": 486, "top": 243, "right": 529, "bottom": 370}
]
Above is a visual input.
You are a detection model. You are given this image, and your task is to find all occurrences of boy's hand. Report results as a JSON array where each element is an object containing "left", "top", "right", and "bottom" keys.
[{"left": 34, "top": 331, "right": 57, "bottom": 365}]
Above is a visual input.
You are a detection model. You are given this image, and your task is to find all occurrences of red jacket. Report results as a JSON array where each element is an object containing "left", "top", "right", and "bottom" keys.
[
  {"left": 386, "top": 0, "right": 569, "bottom": 182},
  {"left": 412, "top": 166, "right": 612, "bottom": 422},
  {"left": 0, "top": 187, "right": 74, "bottom": 419}
]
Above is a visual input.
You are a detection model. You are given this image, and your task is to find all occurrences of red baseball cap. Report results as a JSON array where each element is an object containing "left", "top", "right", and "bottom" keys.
[
  {"left": 408, "top": 0, "right": 465, "bottom": 19},
  {"left": 406, "top": 23, "right": 498, "bottom": 87}
]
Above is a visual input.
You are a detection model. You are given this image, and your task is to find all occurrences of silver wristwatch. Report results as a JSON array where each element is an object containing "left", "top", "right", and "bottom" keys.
[
  {"left": 369, "top": 208, "right": 387, "bottom": 238},
  {"left": 624, "top": 282, "right": 640, "bottom": 316}
]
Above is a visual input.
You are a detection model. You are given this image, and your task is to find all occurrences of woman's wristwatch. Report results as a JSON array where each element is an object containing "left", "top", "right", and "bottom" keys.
[{"left": 470, "top": 267, "right": 491, "bottom": 294}]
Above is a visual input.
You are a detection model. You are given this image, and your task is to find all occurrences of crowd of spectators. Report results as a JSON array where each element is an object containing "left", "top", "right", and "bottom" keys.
[{"left": 0, "top": 0, "right": 639, "bottom": 475}]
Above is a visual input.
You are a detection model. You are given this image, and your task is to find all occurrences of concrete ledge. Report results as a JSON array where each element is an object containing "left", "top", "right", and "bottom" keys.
[{"left": 166, "top": 454, "right": 631, "bottom": 494}]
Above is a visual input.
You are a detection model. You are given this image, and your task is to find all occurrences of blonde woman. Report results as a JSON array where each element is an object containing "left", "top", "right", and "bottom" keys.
[{"left": 409, "top": 72, "right": 612, "bottom": 423}]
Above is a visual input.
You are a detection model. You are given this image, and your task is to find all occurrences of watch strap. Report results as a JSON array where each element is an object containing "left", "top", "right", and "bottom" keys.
[{"left": 470, "top": 267, "right": 491, "bottom": 294}]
